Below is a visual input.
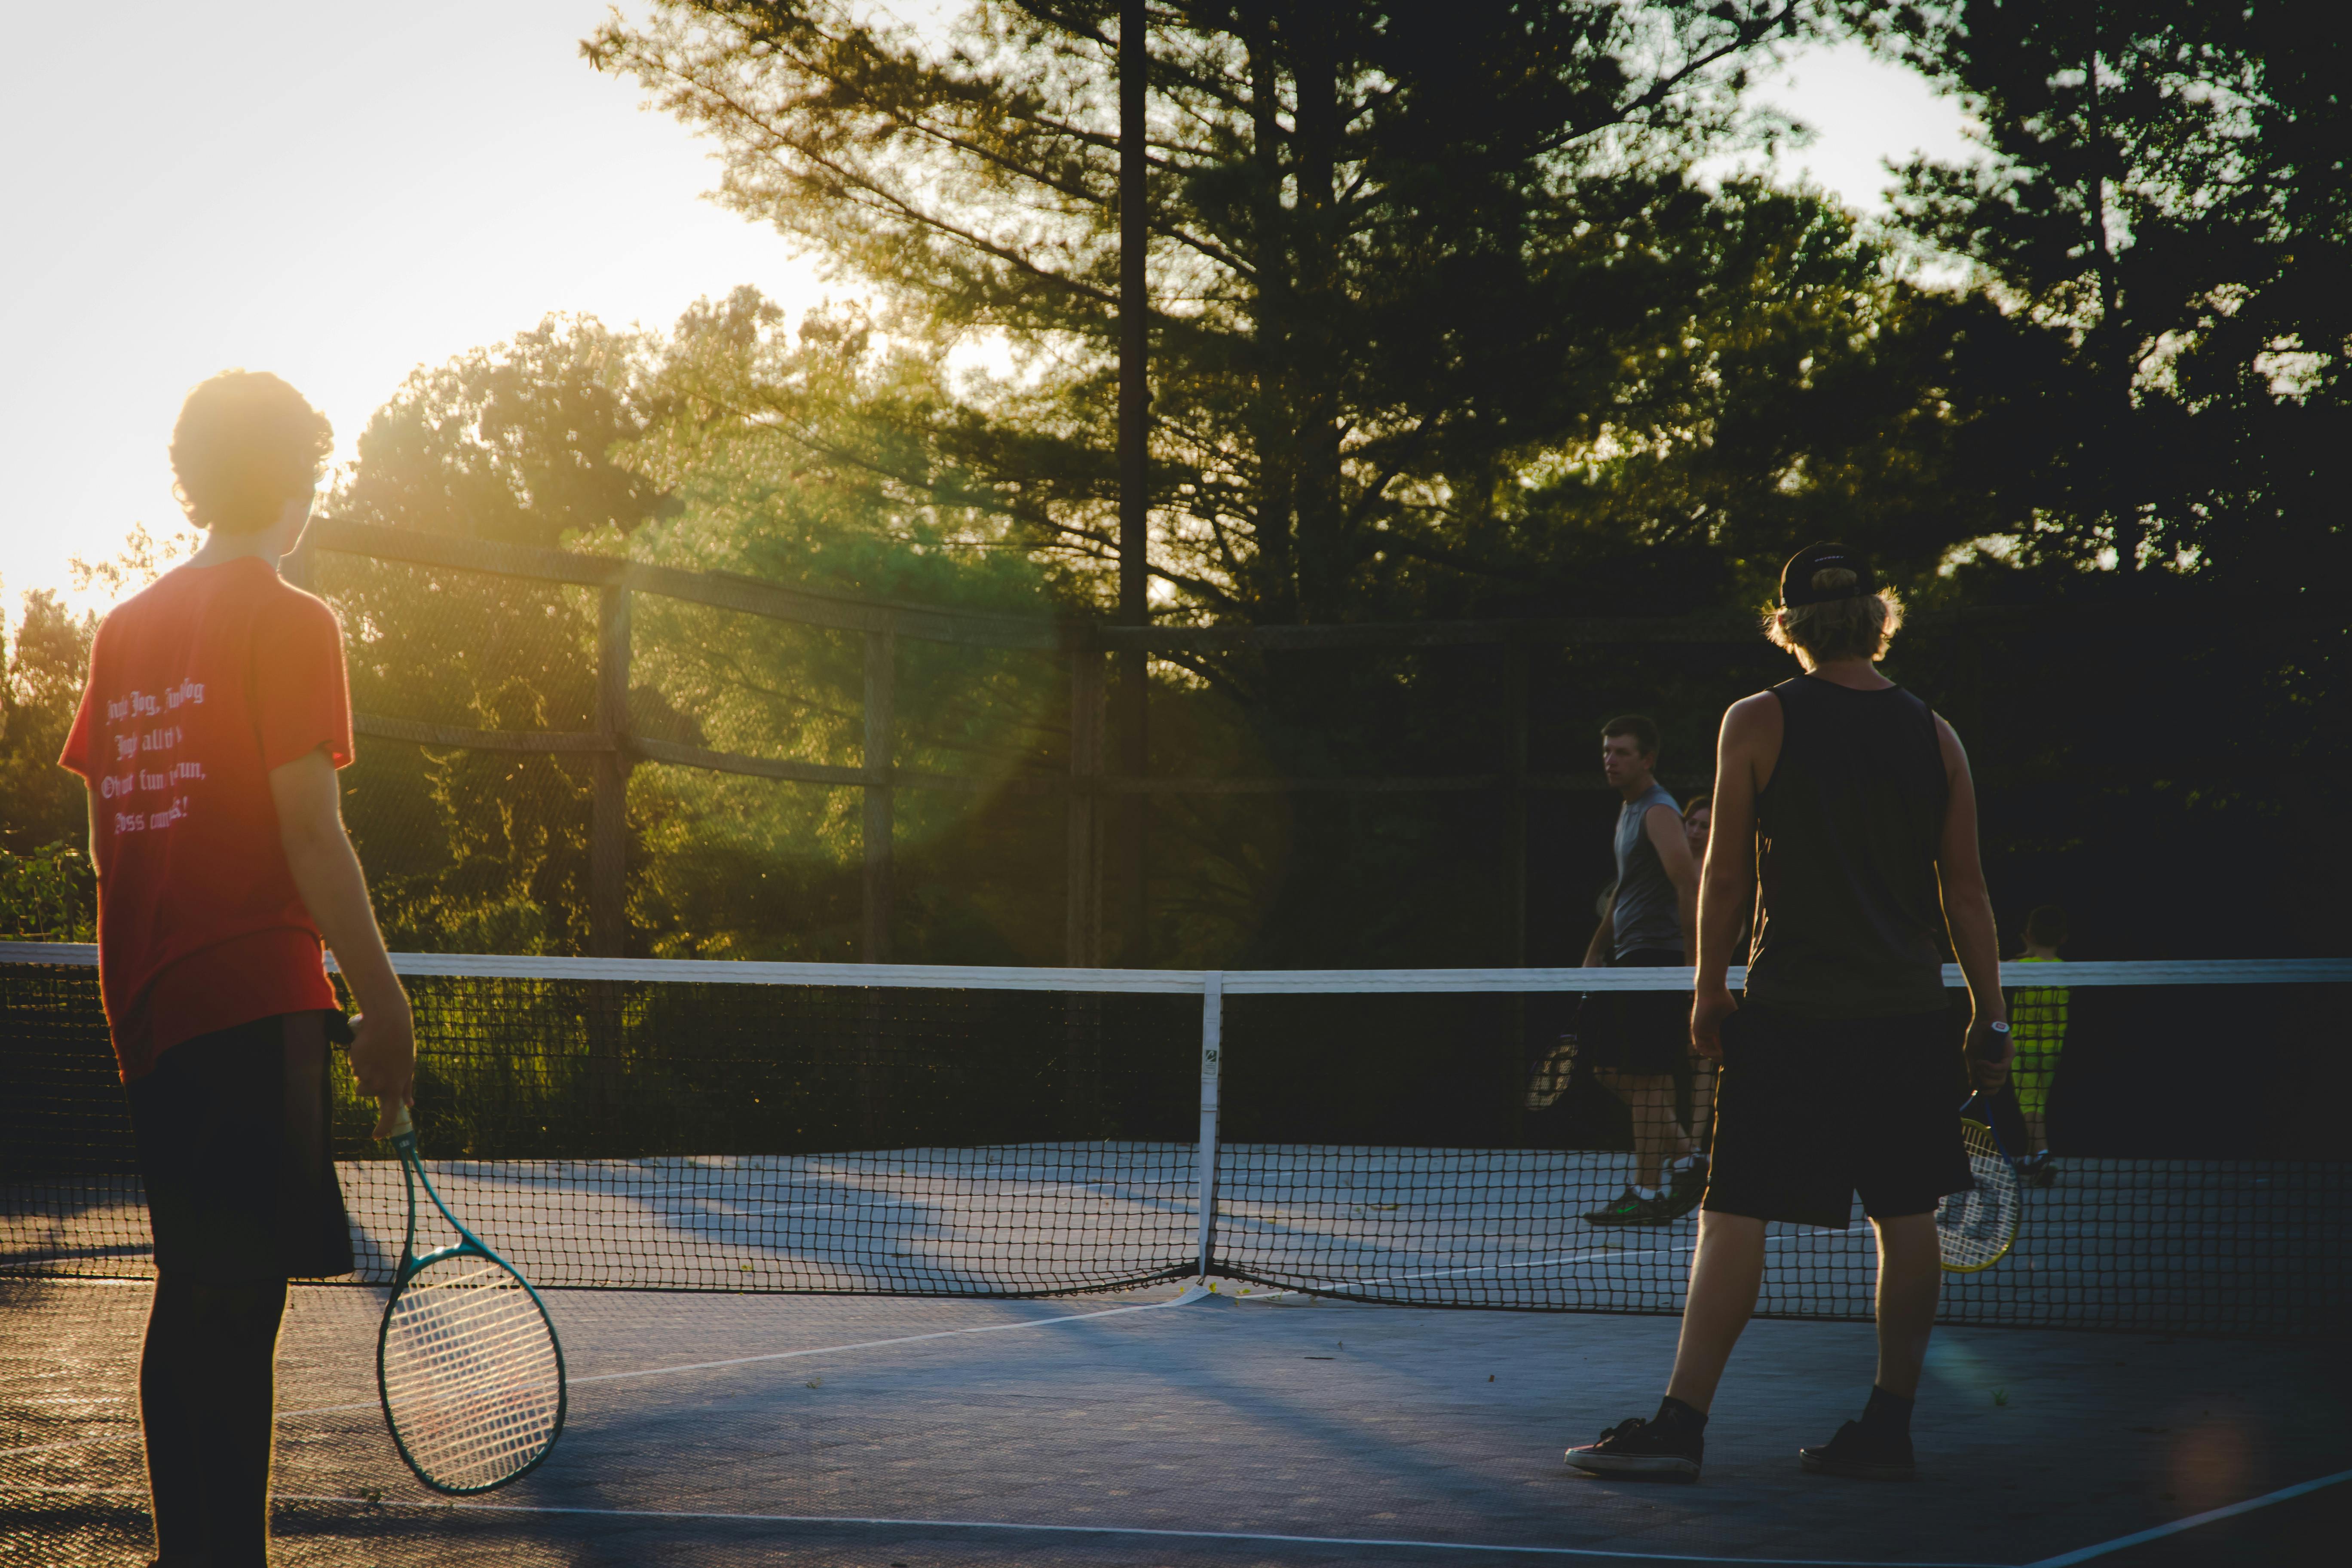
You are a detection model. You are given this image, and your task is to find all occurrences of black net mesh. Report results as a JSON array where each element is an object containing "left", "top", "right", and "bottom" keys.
[
  {"left": 3, "top": 954, "right": 2344, "bottom": 1332},
  {"left": 0, "top": 959, "right": 1199, "bottom": 1298}
]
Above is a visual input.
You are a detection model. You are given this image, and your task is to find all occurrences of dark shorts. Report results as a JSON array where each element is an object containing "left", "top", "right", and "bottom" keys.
[
  {"left": 126, "top": 1012, "right": 356, "bottom": 1283},
  {"left": 1701, "top": 1003, "right": 1972, "bottom": 1229},
  {"left": 1575, "top": 948, "right": 1690, "bottom": 1076}
]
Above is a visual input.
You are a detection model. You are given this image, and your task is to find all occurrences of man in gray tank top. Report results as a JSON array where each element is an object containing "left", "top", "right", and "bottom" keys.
[
  {"left": 1567, "top": 544, "right": 2012, "bottom": 1486},
  {"left": 1577, "top": 715, "right": 1705, "bottom": 1225}
]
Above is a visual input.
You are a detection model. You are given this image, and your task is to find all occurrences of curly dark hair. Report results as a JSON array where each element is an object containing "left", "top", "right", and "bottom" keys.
[{"left": 169, "top": 371, "right": 332, "bottom": 534}]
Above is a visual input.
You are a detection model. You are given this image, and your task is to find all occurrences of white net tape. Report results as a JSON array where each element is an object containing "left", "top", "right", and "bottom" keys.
[{"left": 380, "top": 1256, "right": 562, "bottom": 1490}]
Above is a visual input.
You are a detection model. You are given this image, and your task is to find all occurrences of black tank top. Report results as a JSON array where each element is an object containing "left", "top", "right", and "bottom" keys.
[{"left": 1744, "top": 675, "right": 1950, "bottom": 1019}]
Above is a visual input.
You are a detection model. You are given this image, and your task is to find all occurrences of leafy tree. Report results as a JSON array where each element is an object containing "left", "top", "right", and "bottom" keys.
[
  {"left": 315, "top": 297, "right": 1090, "bottom": 959},
  {"left": 282, "top": 4, "right": 2340, "bottom": 966},
  {"left": 1, "top": 528, "right": 197, "bottom": 938},
  {"left": 620, "top": 289, "right": 1084, "bottom": 961},
  {"left": 0, "top": 590, "right": 98, "bottom": 858},
  {"left": 0, "top": 841, "right": 95, "bottom": 942},
  {"left": 1863, "top": 0, "right": 2349, "bottom": 582},
  {"left": 1848, "top": 0, "right": 2352, "bottom": 956},
  {"left": 319, "top": 316, "right": 676, "bottom": 952},
  {"left": 583, "top": 3, "right": 2070, "bottom": 964},
  {"left": 584, "top": 0, "right": 1846, "bottom": 629},
  {"left": 337, "top": 315, "right": 672, "bottom": 550},
  {"left": 65, "top": 522, "right": 200, "bottom": 604}
]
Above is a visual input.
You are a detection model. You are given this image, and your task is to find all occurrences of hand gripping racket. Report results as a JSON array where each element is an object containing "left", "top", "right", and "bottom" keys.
[
  {"left": 377, "top": 1102, "right": 567, "bottom": 1492},
  {"left": 1936, "top": 1091, "right": 2022, "bottom": 1273}
]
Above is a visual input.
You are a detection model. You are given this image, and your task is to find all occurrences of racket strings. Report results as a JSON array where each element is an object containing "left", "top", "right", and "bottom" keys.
[
  {"left": 382, "top": 1258, "right": 561, "bottom": 1491},
  {"left": 1937, "top": 1121, "right": 2022, "bottom": 1271}
]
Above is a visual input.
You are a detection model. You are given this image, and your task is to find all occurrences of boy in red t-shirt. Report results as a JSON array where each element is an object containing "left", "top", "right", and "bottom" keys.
[{"left": 59, "top": 370, "right": 415, "bottom": 1568}]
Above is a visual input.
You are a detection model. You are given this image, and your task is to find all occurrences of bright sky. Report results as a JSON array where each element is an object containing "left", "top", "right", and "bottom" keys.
[{"left": 0, "top": 8, "right": 1971, "bottom": 636}]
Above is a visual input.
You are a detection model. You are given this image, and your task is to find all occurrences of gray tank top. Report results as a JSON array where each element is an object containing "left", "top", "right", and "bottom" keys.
[{"left": 1611, "top": 781, "right": 1683, "bottom": 958}]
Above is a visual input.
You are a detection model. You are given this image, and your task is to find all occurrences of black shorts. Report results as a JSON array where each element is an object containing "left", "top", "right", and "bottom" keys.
[
  {"left": 1700, "top": 1003, "right": 1972, "bottom": 1229},
  {"left": 1574, "top": 948, "right": 1690, "bottom": 1076},
  {"left": 126, "top": 1012, "right": 356, "bottom": 1283}
]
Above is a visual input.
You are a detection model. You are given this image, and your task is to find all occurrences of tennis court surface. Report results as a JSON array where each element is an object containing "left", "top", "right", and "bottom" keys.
[
  {"left": 5, "top": 948, "right": 2348, "bottom": 1562},
  {"left": 5, "top": 1278, "right": 2347, "bottom": 1565}
]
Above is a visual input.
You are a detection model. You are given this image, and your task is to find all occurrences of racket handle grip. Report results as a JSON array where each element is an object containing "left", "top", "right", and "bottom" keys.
[{"left": 383, "top": 1100, "right": 413, "bottom": 1140}]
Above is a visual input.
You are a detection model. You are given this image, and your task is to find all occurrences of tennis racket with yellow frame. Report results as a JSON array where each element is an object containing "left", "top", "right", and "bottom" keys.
[{"left": 1936, "top": 1091, "right": 2022, "bottom": 1273}]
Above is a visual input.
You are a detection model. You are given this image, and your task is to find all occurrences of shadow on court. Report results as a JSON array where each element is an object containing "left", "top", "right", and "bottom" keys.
[{"left": 2, "top": 1278, "right": 2345, "bottom": 1566}]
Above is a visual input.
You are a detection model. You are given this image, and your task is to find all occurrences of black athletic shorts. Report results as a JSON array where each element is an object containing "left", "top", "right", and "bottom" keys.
[
  {"left": 1574, "top": 947, "right": 1690, "bottom": 1076},
  {"left": 126, "top": 1011, "right": 355, "bottom": 1283},
  {"left": 1700, "top": 1002, "right": 1972, "bottom": 1229}
]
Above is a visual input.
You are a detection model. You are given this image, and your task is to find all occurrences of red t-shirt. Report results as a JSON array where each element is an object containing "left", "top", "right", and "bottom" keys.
[{"left": 59, "top": 557, "right": 354, "bottom": 1081}]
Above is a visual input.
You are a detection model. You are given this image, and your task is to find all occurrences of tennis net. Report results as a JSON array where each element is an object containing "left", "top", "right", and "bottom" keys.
[{"left": 3, "top": 945, "right": 2345, "bottom": 1333}]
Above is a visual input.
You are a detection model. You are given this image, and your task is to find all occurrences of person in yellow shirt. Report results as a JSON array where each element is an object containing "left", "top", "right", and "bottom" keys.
[{"left": 2009, "top": 906, "right": 2069, "bottom": 1183}]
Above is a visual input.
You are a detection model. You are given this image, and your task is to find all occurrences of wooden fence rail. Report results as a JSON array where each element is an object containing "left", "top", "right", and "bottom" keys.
[{"left": 282, "top": 522, "right": 2055, "bottom": 965}]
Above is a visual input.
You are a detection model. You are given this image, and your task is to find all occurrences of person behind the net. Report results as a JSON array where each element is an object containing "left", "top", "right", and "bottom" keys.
[
  {"left": 58, "top": 371, "right": 416, "bottom": 1568},
  {"left": 2008, "top": 905, "right": 2068, "bottom": 1184},
  {"left": 1579, "top": 715, "right": 1708, "bottom": 1226},
  {"left": 1565, "top": 543, "right": 2011, "bottom": 1483}
]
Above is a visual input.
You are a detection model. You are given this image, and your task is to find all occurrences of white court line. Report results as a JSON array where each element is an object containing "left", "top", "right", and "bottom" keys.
[
  {"left": 258, "top": 1493, "right": 2008, "bottom": 1565},
  {"left": 1225, "top": 1223, "right": 1837, "bottom": 1299},
  {"left": 565, "top": 1283, "right": 1206, "bottom": 1388},
  {"left": 0, "top": 1286, "right": 1211, "bottom": 1458},
  {"left": 2022, "top": 1465, "right": 2352, "bottom": 1566}
]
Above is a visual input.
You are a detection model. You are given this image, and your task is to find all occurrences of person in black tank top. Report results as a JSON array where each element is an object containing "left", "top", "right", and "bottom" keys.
[{"left": 1567, "top": 545, "right": 2013, "bottom": 1486}]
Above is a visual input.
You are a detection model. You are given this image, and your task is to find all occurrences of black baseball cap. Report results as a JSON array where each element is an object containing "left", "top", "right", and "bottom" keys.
[{"left": 1779, "top": 543, "right": 1875, "bottom": 607}]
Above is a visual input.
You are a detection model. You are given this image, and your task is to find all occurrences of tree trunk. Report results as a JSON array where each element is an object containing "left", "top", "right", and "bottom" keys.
[
  {"left": 1118, "top": 0, "right": 1152, "bottom": 963},
  {"left": 1243, "top": 10, "right": 1295, "bottom": 626},
  {"left": 2084, "top": 13, "right": 2145, "bottom": 573},
  {"left": 1289, "top": 0, "right": 1347, "bottom": 625}
]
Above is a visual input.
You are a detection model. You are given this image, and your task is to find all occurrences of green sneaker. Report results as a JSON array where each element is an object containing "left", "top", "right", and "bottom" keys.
[
  {"left": 1655, "top": 1156, "right": 1709, "bottom": 1220},
  {"left": 1584, "top": 1187, "right": 1674, "bottom": 1226}
]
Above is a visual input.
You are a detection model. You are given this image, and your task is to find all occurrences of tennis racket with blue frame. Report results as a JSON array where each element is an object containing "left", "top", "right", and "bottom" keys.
[
  {"left": 1936, "top": 1091, "right": 2022, "bottom": 1273},
  {"left": 375, "top": 1101, "right": 567, "bottom": 1493}
]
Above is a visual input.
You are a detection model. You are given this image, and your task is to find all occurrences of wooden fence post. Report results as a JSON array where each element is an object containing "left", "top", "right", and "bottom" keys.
[
  {"left": 1117, "top": 0, "right": 1152, "bottom": 970},
  {"left": 1505, "top": 639, "right": 1531, "bottom": 1144},
  {"left": 1063, "top": 645, "right": 1108, "bottom": 1136},
  {"left": 1507, "top": 639, "right": 1530, "bottom": 968},
  {"left": 590, "top": 585, "right": 632, "bottom": 959},
  {"left": 1066, "top": 647, "right": 1106, "bottom": 968},
  {"left": 862, "top": 630, "right": 897, "bottom": 964}
]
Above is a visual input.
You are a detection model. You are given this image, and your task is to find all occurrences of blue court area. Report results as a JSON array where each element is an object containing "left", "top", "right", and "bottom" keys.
[{"left": 4, "top": 1276, "right": 2345, "bottom": 1566}]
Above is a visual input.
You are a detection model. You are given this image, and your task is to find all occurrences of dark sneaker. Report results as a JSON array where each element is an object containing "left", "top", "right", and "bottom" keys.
[
  {"left": 2016, "top": 1151, "right": 2057, "bottom": 1188},
  {"left": 1583, "top": 1187, "right": 1674, "bottom": 1226},
  {"left": 1655, "top": 1157, "right": 1709, "bottom": 1220},
  {"left": 1799, "top": 1420, "right": 1915, "bottom": 1480},
  {"left": 1567, "top": 1417, "right": 1702, "bottom": 1481}
]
